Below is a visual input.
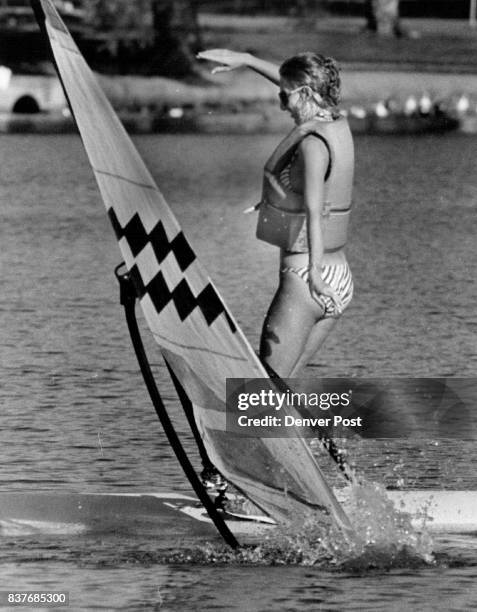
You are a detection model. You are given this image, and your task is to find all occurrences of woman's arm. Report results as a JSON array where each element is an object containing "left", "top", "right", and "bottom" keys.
[
  {"left": 197, "top": 49, "right": 280, "bottom": 85},
  {"left": 301, "top": 137, "right": 344, "bottom": 312}
]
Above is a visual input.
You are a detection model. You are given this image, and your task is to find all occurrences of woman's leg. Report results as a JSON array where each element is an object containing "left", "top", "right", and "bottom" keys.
[
  {"left": 260, "top": 271, "right": 328, "bottom": 378},
  {"left": 287, "top": 259, "right": 353, "bottom": 375},
  {"left": 288, "top": 316, "right": 338, "bottom": 376}
]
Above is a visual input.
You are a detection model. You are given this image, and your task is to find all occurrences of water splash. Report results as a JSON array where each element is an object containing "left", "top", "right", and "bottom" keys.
[
  {"left": 192, "top": 480, "right": 435, "bottom": 569},
  {"left": 337, "top": 479, "right": 435, "bottom": 568}
]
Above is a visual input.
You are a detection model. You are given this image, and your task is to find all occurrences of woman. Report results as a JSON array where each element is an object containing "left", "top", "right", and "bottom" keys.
[{"left": 198, "top": 49, "right": 354, "bottom": 378}]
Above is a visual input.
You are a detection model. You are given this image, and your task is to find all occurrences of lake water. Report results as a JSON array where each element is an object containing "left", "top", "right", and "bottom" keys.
[{"left": 1, "top": 132, "right": 477, "bottom": 610}]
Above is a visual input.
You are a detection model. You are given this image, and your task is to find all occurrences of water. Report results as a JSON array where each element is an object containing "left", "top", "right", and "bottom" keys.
[{"left": 1, "top": 133, "right": 477, "bottom": 610}]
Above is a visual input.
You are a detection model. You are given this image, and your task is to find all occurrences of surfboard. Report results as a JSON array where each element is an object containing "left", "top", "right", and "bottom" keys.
[
  {"left": 385, "top": 490, "right": 477, "bottom": 534},
  {"left": 0, "top": 491, "right": 475, "bottom": 539},
  {"left": 0, "top": 492, "right": 273, "bottom": 539}
]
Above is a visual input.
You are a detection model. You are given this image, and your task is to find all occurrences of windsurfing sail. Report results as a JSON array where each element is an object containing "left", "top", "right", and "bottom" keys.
[{"left": 32, "top": 0, "right": 352, "bottom": 533}]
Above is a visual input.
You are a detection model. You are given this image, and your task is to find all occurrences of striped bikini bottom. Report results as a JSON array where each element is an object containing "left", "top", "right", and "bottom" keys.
[{"left": 281, "top": 261, "right": 354, "bottom": 319}]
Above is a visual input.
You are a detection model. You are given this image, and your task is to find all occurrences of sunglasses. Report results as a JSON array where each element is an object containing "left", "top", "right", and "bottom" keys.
[{"left": 278, "top": 85, "right": 308, "bottom": 106}]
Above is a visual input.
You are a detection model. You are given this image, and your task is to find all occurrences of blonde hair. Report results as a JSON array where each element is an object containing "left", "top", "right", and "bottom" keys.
[{"left": 280, "top": 53, "right": 341, "bottom": 114}]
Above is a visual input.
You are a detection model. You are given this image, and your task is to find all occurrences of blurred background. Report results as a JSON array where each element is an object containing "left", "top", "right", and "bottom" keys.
[
  {"left": 0, "top": 1, "right": 477, "bottom": 76},
  {"left": 2, "top": 0, "right": 477, "bottom": 134}
]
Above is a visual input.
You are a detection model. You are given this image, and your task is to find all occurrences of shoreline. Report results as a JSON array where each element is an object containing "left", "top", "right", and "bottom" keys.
[
  {"left": 0, "top": 107, "right": 470, "bottom": 136},
  {"left": 94, "top": 67, "right": 477, "bottom": 109},
  {"left": 2, "top": 67, "right": 477, "bottom": 135}
]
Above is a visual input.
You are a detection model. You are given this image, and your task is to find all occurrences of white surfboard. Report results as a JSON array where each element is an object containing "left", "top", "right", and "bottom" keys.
[
  {"left": 386, "top": 490, "right": 477, "bottom": 533},
  {"left": 0, "top": 491, "right": 475, "bottom": 539}
]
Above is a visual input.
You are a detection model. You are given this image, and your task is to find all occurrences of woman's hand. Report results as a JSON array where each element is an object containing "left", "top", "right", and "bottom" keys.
[
  {"left": 197, "top": 50, "right": 280, "bottom": 85},
  {"left": 308, "top": 267, "right": 343, "bottom": 316},
  {"left": 196, "top": 49, "right": 249, "bottom": 73}
]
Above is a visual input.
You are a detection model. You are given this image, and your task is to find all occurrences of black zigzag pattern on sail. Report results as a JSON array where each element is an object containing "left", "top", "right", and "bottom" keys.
[
  {"left": 108, "top": 209, "right": 196, "bottom": 271},
  {"left": 108, "top": 208, "right": 236, "bottom": 332}
]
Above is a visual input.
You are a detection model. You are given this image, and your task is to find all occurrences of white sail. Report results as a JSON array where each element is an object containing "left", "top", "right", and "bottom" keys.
[{"left": 32, "top": 0, "right": 352, "bottom": 532}]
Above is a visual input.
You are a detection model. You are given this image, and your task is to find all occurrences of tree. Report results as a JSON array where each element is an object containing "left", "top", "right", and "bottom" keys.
[
  {"left": 149, "top": 0, "right": 202, "bottom": 77},
  {"left": 365, "top": 0, "right": 402, "bottom": 37},
  {"left": 81, "top": 0, "right": 201, "bottom": 76}
]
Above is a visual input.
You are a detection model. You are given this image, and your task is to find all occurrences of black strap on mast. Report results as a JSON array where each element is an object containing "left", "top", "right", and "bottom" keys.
[{"left": 114, "top": 264, "right": 239, "bottom": 549}]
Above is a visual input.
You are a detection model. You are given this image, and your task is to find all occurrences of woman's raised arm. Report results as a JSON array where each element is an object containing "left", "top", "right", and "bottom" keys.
[{"left": 197, "top": 49, "right": 280, "bottom": 85}]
